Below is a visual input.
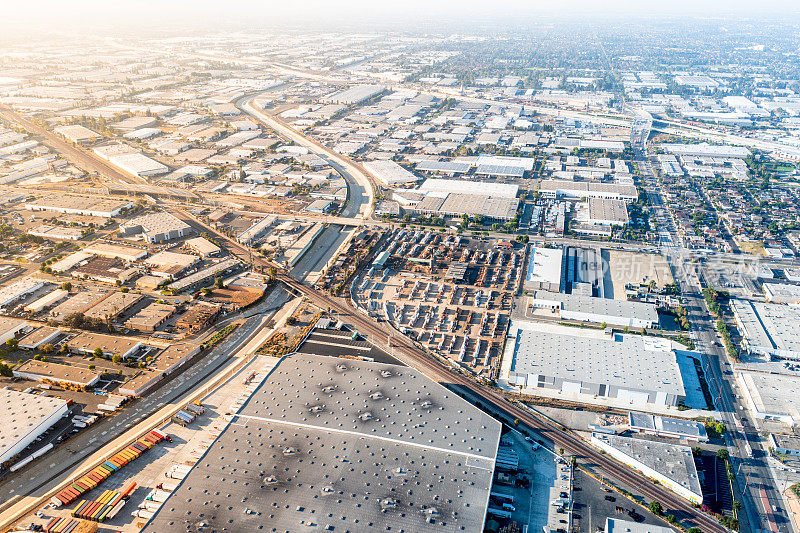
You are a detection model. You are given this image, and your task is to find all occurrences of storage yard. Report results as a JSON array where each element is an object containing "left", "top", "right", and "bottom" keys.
[{"left": 353, "top": 228, "right": 523, "bottom": 377}]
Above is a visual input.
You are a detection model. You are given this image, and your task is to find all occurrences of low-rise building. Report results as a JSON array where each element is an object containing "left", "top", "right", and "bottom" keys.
[
  {"left": 0, "top": 389, "right": 69, "bottom": 465},
  {"left": 66, "top": 332, "right": 143, "bottom": 359},
  {"left": 124, "top": 302, "right": 176, "bottom": 332},
  {"left": 13, "top": 359, "right": 100, "bottom": 388},
  {"left": 592, "top": 433, "right": 703, "bottom": 504},
  {"left": 119, "top": 212, "right": 191, "bottom": 243}
]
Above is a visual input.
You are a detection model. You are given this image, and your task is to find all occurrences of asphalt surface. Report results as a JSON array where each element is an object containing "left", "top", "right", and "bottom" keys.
[{"left": 0, "top": 289, "right": 287, "bottom": 510}]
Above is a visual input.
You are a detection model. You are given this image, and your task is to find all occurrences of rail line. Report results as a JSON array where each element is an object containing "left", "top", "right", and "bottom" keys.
[{"left": 194, "top": 215, "right": 728, "bottom": 533}]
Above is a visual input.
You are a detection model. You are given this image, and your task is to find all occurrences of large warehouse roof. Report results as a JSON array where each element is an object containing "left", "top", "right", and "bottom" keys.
[
  {"left": 142, "top": 353, "right": 501, "bottom": 533},
  {"left": 363, "top": 159, "right": 421, "bottom": 186},
  {"left": 0, "top": 389, "right": 68, "bottom": 464},
  {"left": 507, "top": 321, "right": 686, "bottom": 397},
  {"left": 525, "top": 247, "right": 564, "bottom": 288},
  {"left": 731, "top": 299, "right": 800, "bottom": 359},
  {"left": 418, "top": 178, "right": 519, "bottom": 198}
]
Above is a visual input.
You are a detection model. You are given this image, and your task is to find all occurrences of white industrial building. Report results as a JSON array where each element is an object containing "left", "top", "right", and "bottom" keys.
[
  {"left": 591, "top": 433, "right": 702, "bottom": 504},
  {"left": 0, "top": 278, "right": 46, "bottom": 311},
  {"left": 628, "top": 412, "right": 708, "bottom": 442},
  {"left": 53, "top": 124, "right": 100, "bottom": 145},
  {"left": 524, "top": 247, "right": 564, "bottom": 292},
  {"left": 501, "top": 322, "right": 700, "bottom": 408},
  {"left": 119, "top": 212, "right": 191, "bottom": 243},
  {"left": 586, "top": 198, "right": 629, "bottom": 226},
  {"left": 762, "top": 283, "right": 800, "bottom": 304},
  {"left": 418, "top": 178, "right": 519, "bottom": 198},
  {"left": 539, "top": 179, "right": 638, "bottom": 202},
  {"left": 527, "top": 291, "right": 659, "bottom": 329},
  {"left": 731, "top": 299, "right": 800, "bottom": 360},
  {"left": 322, "top": 84, "right": 384, "bottom": 105},
  {"left": 663, "top": 142, "right": 750, "bottom": 159},
  {"left": 363, "top": 159, "right": 421, "bottom": 186},
  {"left": 0, "top": 389, "right": 69, "bottom": 465},
  {"left": 107, "top": 152, "right": 169, "bottom": 177},
  {"left": 237, "top": 215, "right": 276, "bottom": 245},
  {"left": 736, "top": 368, "right": 800, "bottom": 427}
]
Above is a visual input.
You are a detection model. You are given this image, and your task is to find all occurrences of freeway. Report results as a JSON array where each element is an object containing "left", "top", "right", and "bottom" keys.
[
  {"left": 194, "top": 208, "right": 729, "bottom": 533},
  {"left": 0, "top": 106, "right": 144, "bottom": 185},
  {"left": 235, "top": 92, "right": 374, "bottom": 220},
  {"left": 633, "top": 114, "right": 791, "bottom": 533},
  {"left": 0, "top": 290, "right": 288, "bottom": 528}
]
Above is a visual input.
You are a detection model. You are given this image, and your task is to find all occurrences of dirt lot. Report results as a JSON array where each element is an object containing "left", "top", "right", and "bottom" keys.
[{"left": 606, "top": 249, "right": 674, "bottom": 299}]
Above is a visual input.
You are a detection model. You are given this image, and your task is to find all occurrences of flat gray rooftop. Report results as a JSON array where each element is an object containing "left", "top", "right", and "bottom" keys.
[
  {"left": 508, "top": 322, "right": 686, "bottom": 397},
  {"left": 594, "top": 433, "right": 702, "bottom": 499},
  {"left": 142, "top": 353, "right": 501, "bottom": 533}
]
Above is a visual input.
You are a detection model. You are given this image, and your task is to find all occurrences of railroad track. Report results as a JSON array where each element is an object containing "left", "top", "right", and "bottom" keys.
[
  {"left": 187, "top": 211, "right": 728, "bottom": 533},
  {"left": 0, "top": 106, "right": 144, "bottom": 185}
]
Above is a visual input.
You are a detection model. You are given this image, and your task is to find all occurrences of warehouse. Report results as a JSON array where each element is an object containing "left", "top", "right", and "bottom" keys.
[
  {"left": 322, "top": 84, "right": 384, "bottom": 104},
  {"left": 418, "top": 178, "right": 518, "bottom": 198},
  {"left": 237, "top": 215, "right": 275, "bottom": 245},
  {"left": 72, "top": 256, "right": 137, "bottom": 285},
  {"left": 107, "top": 152, "right": 169, "bottom": 177},
  {"left": 663, "top": 142, "right": 750, "bottom": 159},
  {"left": 0, "top": 278, "right": 46, "bottom": 311},
  {"left": 737, "top": 369, "right": 800, "bottom": 426},
  {"left": 167, "top": 258, "right": 240, "bottom": 293},
  {"left": 13, "top": 359, "right": 100, "bottom": 388},
  {"left": 586, "top": 198, "right": 629, "bottom": 226},
  {"left": 0, "top": 317, "right": 25, "bottom": 344},
  {"left": 413, "top": 192, "right": 519, "bottom": 221},
  {"left": 591, "top": 433, "right": 703, "bottom": 504},
  {"left": 184, "top": 236, "right": 220, "bottom": 258},
  {"left": 0, "top": 389, "right": 69, "bottom": 465},
  {"left": 53, "top": 124, "right": 100, "bottom": 145},
  {"left": 28, "top": 224, "right": 84, "bottom": 241},
  {"left": 25, "top": 195, "right": 134, "bottom": 218},
  {"left": 762, "top": 283, "right": 800, "bottom": 304},
  {"left": 145, "top": 250, "right": 199, "bottom": 278},
  {"left": 539, "top": 180, "right": 638, "bottom": 202},
  {"left": 527, "top": 291, "right": 659, "bottom": 329},
  {"left": 84, "top": 242, "right": 148, "bottom": 262},
  {"left": 124, "top": 302, "right": 176, "bottom": 332},
  {"left": 119, "top": 212, "right": 191, "bottom": 243},
  {"left": 84, "top": 291, "right": 143, "bottom": 321},
  {"left": 415, "top": 159, "right": 472, "bottom": 176},
  {"left": 731, "top": 299, "right": 800, "bottom": 360},
  {"left": 118, "top": 342, "right": 201, "bottom": 397},
  {"left": 502, "top": 322, "right": 695, "bottom": 407},
  {"left": 141, "top": 353, "right": 501, "bottom": 533},
  {"left": 524, "top": 246, "right": 564, "bottom": 292},
  {"left": 364, "top": 159, "right": 421, "bottom": 187},
  {"left": 66, "top": 332, "right": 143, "bottom": 360},
  {"left": 18, "top": 326, "right": 62, "bottom": 350},
  {"left": 628, "top": 413, "right": 708, "bottom": 442}
]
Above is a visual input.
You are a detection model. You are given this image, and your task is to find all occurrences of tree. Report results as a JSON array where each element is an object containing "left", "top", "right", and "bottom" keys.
[
  {"left": 93, "top": 347, "right": 104, "bottom": 358},
  {"left": 40, "top": 343, "right": 54, "bottom": 354},
  {"left": 285, "top": 316, "right": 297, "bottom": 326},
  {"left": 214, "top": 276, "right": 223, "bottom": 289},
  {"left": 112, "top": 354, "right": 122, "bottom": 364},
  {"left": 648, "top": 500, "right": 662, "bottom": 516},
  {"left": 715, "top": 422, "right": 727, "bottom": 435},
  {"left": 5, "top": 338, "right": 18, "bottom": 350},
  {"left": 267, "top": 267, "right": 277, "bottom": 284},
  {"left": 688, "top": 528, "right": 702, "bottom": 533},
  {"left": 0, "top": 362, "right": 12, "bottom": 377},
  {"left": 716, "top": 448, "right": 730, "bottom": 460},
  {"left": 733, "top": 500, "right": 742, "bottom": 512},
  {"left": 201, "top": 287, "right": 212, "bottom": 296},
  {"left": 88, "top": 364, "right": 96, "bottom": 370},
  {"left": 61, "top": 282, "right": 72, "bottom": 291}
]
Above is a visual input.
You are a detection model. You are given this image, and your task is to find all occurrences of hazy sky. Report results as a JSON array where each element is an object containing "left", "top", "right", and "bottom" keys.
[{"left": 2, "top": 0, "right": 799, "bottom": 38}]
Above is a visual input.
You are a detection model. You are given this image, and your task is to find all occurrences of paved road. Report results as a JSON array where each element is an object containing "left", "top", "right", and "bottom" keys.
[
  {"left": 235, "top": 93, "right": 373, "bottom": 220},
  {"left": 0, "top": 289, "right": 287, "bottom": 513},
  {"left": 632, "top": 114, "right": 790, "bottom": 533}
]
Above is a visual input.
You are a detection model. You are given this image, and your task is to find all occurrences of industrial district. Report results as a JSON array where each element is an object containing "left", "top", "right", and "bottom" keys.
[{"left": 0, "top": 5, "right": 799, "bottom": 533}]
